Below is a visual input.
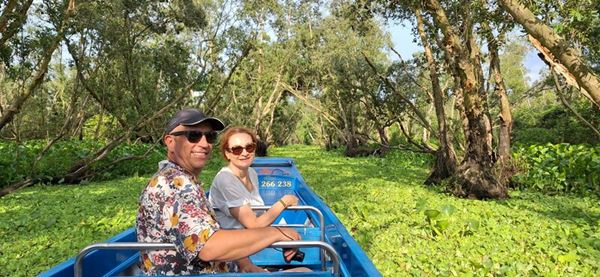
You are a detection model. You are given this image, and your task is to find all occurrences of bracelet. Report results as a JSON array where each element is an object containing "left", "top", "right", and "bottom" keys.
[{"left": 278, "top": 199, "right": 288, "bottom": 209}]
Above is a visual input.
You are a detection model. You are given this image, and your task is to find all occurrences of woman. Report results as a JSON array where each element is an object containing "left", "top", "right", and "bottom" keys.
[
  {"left": 209, "top": 127, "right": 303, "bottom": 272},
  {"left": 209, "top": 126, "right": 298, "bottom": 229}
]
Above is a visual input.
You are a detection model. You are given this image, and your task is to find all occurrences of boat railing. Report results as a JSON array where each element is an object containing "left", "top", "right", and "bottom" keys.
[
  {"left": 250, "top": 205, "right": 325, "bottom": 242},
  {"left": 251, "top": 205, "right": 326, "bottom": 271},
  {"left": 74, "top": 241, "right": 341, "bottom": 277}
]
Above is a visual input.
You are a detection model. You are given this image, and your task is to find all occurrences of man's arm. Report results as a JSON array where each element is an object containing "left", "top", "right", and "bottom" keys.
[{"left": 199, "top": 226, "right": 299, "bottom": 262}]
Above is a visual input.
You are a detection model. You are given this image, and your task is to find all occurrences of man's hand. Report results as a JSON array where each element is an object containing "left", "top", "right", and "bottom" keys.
[
  {"left": 273, "top": 227, "right": 300, "bottom": 262},
  {"left": 275, "top": 227, "right": 300, "bottom": 241}
]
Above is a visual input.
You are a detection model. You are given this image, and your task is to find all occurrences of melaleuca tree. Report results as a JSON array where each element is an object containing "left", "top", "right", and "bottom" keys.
[
  {"left": 64, "top": 0, "right": 209, "bottom": 140},
  {"left": 307, "top": 14, "right": 392, "bottom": 155},
  {"left": 344, "top": 0, "right": 526, "bottom": 199},
  {"left": 205, "top": 0, "right": 320, "bottom": 146},
  {"left": 0, "top": 0, "right": 73, "bottom": 134},
  {"left": 499, "top": 0, "right": 600, "bottom": 108},
  {"left": 0, "top": 0, "right": 227, "bottom": 195}
]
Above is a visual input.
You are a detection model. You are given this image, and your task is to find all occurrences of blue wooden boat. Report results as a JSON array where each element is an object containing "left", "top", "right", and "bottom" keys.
[{"left": 39, "top": 157, "right": 381, "bottom": 276}]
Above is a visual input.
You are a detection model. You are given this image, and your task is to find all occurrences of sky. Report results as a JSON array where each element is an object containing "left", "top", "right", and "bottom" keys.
[{"left": 385, "top": 21, "right": 546, "bottom": 84}]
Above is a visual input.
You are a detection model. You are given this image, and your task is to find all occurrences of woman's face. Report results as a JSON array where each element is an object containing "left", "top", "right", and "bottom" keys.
[{"left": 225, "top": 132, "right": 256, "bottom": 171}]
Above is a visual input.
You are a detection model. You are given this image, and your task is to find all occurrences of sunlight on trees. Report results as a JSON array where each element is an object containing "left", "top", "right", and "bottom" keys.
[{"left": 0, "top": 0, "right": 597, "bottom": 198}]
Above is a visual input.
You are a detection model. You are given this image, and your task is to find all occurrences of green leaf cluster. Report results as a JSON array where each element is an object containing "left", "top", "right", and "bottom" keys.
[
  {"left": 0, "top": 140, "right": 165, "bottom": 188},
  {"left": 0, "top": 178, "right": 147, "bottom": 275},
  {"left": 513, "top": 143, "right": 600, "bottom": 196},
  {"left": 511, "top": 88, "right": 600, "bottom": 146},
  {"left": 417, "top": 199, "right": 479, "bottom": 238}
]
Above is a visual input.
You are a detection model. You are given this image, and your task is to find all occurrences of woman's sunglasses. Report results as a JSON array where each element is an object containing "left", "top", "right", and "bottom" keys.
[
  {"left": 228, "top": 143, "right": 257, "bottom": 155},
  {"left": 169, "top": 130, "right": 218, "bottom": 144}
]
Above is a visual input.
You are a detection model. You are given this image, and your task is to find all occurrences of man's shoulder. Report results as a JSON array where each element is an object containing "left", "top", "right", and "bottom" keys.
[
  {"left": 157, "top": 166, "right": 184, "bottom": 179},
  {"left": 146, "top": 166, "right": 195, "bottom": 192}
]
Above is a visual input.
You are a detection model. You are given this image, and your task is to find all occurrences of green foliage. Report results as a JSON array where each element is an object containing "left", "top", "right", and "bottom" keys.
[
  {"left": 512, "top": 144, "right": 600, "bottom": 196},
  {"left": 2, "top": 145, "right": 599, "bottom": 276},
  {"left": 81, "top": 114, "right": 120, "bottom": 139},
  {"left": 0, "top": 156, "right": 224, "bottom": 277},
  {"left": 270, "top": 146, "right": 599, "bottom": 276},
  {"left": 0, "top": 140, "right": 165, "bottom": 188},
  {"left": 499, "top": 37, "right": 530, "bottom": 98},
  {"left": 97, "top": 142, "right": 165, "bottom": 179},
  {"left": 512, "top": 96, "right": 600, "bottom": 145},
  {"left": 513, "top": 127, "right": 558, "bottom": 145},
  {"left": 0, "top": 177, "right": 146, "bottom": 276}
]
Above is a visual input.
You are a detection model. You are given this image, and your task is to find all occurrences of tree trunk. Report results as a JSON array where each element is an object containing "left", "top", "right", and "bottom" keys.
[
  {"left": 467, "top": 28, "right": 494, "bottom": 157},
  {"left": 0, "top": 0, "right": 33, "bottom": 47},
  {"left": 205, "top": 44, "right": 253, "bottom": 114},
  {"left": 336, "top": 91, "right": 362, "bottom": 157},
  {"left": 415, "top": 9, "right": 458, "bottom": 184},
  {"left": 0, "top": 0, "right": 19, "bottom": 35},
  {"left": 424, "top": 0, "right": 507, "bottom": 199},
  {"left": 65, "top": 40, "right": 129, "bottom": 129},
  {"left": 362, "top": 53, "right": 435, "bottom": 135},
  {"left": 499, "top": 0, "right": 600, "bottom": 108},
  {"left": 0, "top": 179, "right": 36, "bottom": 198},
  {"left": 376, "top": 127, "right": 390, "bottom": 155},
  {"left": 490, "top": 45, "right": 513, "bottom": 164},
  {"left": 432, "top": 27, "right": 470, "bottom": 142},
  {"left": 484, "top": 24, "right": 515, "bottom": 184},
  {"left": 254, "top": 67, "right": 284, "bottom": 143},
  {"left": 94, "top": 108, "right": 104, "bottom": 140},
  {"left": 342, "top": 104, "right": 357, "bottom": 155}
]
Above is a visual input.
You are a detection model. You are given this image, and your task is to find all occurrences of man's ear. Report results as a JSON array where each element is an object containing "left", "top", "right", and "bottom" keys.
[{"left": 163, "top": 135, "right": 174, "bottom": 150}]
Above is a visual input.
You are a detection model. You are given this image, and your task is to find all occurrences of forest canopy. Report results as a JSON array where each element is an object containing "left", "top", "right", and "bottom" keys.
[{"left": 0, "top": 0, "right": 598, "bottom": 198}]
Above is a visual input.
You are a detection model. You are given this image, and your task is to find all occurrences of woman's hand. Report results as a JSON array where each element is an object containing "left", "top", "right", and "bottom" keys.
[{"left": 281, "top": 195, "right": 299, "bottom": 207}]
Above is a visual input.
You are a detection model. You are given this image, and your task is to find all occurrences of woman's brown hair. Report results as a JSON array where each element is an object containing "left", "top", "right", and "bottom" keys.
[{"left": 219, "top": 126, "right": 258, "bottom": 160}]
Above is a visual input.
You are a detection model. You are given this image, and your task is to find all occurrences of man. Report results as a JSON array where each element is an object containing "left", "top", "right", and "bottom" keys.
[{"left": 136, "top": 108, "right": 300, "bottom": 275}]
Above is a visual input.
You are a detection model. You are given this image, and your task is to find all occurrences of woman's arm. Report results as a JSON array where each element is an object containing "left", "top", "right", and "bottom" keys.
[{"left": 230, "top": 194, "right": 298, "bottom": 228}]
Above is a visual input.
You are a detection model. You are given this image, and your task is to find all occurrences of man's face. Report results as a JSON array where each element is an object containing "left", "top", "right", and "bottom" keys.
[{"left": 164, "top": 122, "right": 214, "bottom": 176}]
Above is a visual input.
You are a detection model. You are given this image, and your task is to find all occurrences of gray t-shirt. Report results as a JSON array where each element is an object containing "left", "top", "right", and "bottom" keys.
[{"left": 208, "top": 167, "right": 264, "bottom": 229}]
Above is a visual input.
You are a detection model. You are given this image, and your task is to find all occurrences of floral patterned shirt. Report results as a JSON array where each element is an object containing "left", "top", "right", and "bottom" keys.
[{"left": 136, "top": 160, "right": 229, "bottom": 275}]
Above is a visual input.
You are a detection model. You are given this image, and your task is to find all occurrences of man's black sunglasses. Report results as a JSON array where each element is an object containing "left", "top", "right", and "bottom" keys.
[{"left": 169, "top": 130, "right": 218, "bottom": 144}]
